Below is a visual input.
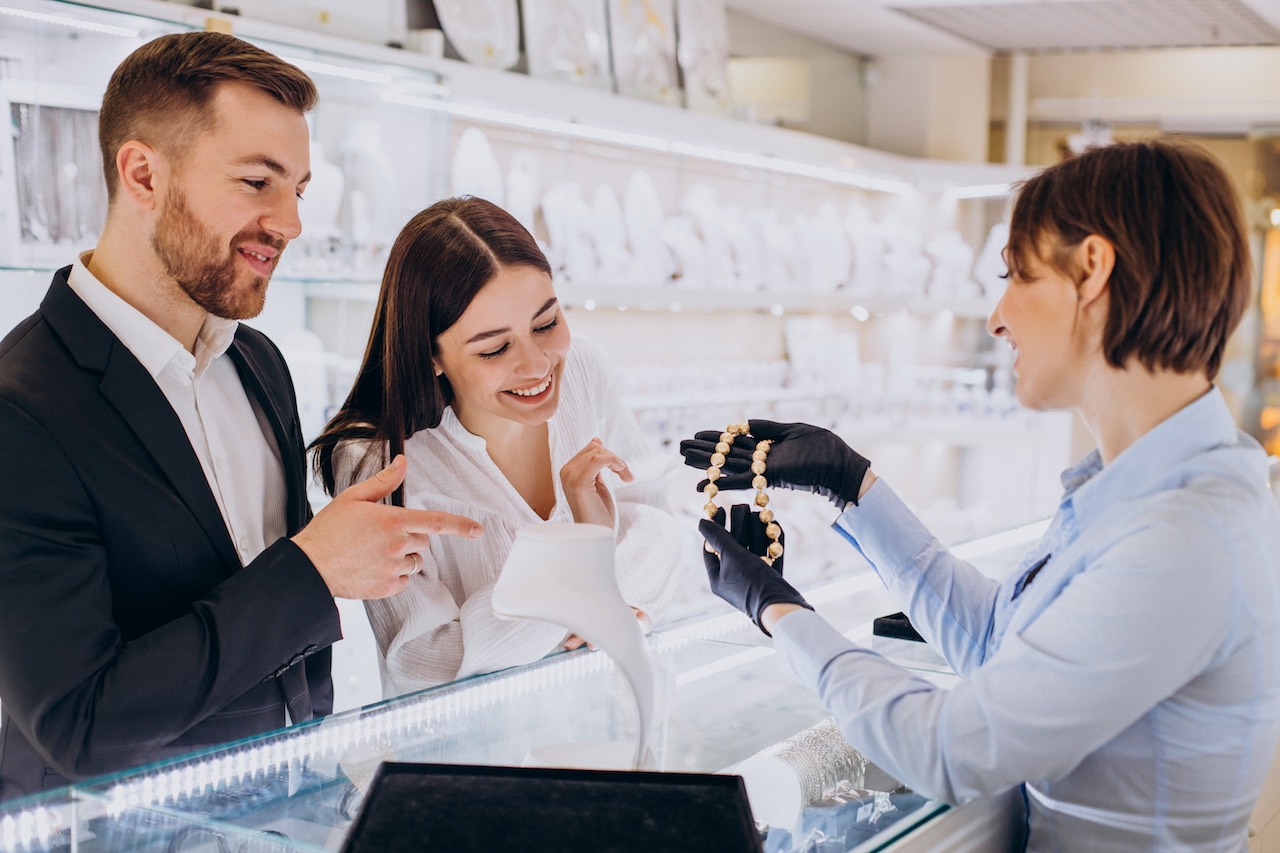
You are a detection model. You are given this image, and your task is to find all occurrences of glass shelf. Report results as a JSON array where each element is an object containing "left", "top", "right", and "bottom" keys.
[{"left": 0, "top": 267, "right": 994, "bottom": 319}]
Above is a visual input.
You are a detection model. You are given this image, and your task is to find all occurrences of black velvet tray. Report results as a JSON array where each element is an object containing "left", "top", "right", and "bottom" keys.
[{"left": 340, "top": 761, "right": 764, "bottom": 852}]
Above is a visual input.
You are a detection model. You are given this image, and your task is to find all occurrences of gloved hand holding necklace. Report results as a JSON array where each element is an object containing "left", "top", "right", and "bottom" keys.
[
  {"left": 700, "top": 504, "right": 811, "bottom": 636},
  {"left": 680, "top": 419, "right": 872, "bottom": 511}
]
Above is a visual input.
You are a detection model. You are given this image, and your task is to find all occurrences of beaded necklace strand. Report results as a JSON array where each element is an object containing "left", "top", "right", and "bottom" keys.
[{"left": 702, "top": 423, "right": 784, "bottom": 565}]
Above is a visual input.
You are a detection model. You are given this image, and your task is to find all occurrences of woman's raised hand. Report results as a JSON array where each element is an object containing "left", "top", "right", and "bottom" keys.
[{"left": 559, "top": 437, "right": 634, "bottom": 528}]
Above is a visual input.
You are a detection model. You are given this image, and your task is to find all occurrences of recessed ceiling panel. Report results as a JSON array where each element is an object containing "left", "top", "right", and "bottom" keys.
[{"left": 896, "top": 0, "right": 1280, "bottom": 52}]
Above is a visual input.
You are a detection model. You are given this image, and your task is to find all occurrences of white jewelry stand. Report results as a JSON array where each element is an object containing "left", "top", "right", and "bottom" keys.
[{"left": 491, "top": 522, "right": 656, "bottom": 770}]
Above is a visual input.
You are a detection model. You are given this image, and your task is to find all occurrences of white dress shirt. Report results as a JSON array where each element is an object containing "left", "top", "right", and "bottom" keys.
[
  {"left": 67, "top": 255, "right": 286, "bottom": 566},
  {"left": 334, "top": 337, "right": 682, "bottom": 697},
  {"left": 774, "top": 387, "right": 1280, "bottom": 851}
]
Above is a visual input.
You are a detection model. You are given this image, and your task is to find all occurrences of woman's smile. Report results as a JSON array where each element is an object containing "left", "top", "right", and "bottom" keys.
[{"left": 505, "top": 374, "right": 553, "bottom": 399}]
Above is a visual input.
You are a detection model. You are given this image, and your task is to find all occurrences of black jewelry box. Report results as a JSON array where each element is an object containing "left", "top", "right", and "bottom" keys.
[
  {"left": 872, "top": 611, "right": 926, "bottom": 643},
  {"left": 871, "top": 612, "right": 950, "bottom": 673}
]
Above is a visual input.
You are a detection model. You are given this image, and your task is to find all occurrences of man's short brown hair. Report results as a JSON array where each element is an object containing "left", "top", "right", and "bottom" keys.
[
  {"left": 98, "top": 31, "right": 317, "bottom": 202},
  {"left": 1007, "top": 139, "right": 1251, "bottom": 380}
]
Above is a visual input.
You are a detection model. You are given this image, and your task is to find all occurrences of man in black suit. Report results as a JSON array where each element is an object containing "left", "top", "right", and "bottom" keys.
[{"left": 0, "top": 32, "right": 481, "bottom": 801}]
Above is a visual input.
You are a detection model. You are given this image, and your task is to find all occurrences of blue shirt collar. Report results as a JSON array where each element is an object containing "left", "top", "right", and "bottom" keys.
[{"left": 1060, "top": 387, "right": 1238, "bottom": 531}]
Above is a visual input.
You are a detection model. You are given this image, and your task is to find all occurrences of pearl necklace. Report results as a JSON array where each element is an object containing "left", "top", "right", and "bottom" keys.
[{"left": 702, "top": 423, "right": 784, "bottom": 566}]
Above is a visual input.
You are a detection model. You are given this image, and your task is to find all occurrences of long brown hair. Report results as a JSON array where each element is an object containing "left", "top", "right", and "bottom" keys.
[{"left": 310, "top": 196, "right": 552, "bottom": 502}]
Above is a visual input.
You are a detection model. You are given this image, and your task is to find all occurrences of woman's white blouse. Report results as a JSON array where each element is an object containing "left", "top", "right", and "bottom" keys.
[{"left": 333, "top": 338, "right": 682, "bottom": 697}]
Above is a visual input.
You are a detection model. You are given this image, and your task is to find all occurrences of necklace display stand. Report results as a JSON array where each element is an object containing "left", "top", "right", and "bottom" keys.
[{"left": 492, "top": 522, "right": 657, "bottom": 770}]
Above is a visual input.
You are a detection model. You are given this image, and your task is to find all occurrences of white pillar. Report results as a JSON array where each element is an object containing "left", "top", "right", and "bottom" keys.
[{"left": 1005, "top": 51, "right": 1029, "bottom": 166}]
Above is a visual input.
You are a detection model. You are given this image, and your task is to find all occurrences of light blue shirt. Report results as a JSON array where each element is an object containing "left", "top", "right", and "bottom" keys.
[{"left": 774, "top": 388, "right": 1280, "bottom": 851}]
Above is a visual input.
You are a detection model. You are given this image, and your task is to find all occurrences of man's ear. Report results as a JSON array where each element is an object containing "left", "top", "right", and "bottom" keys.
[
  {"left": 115, "top": 140, "right": 164, "bottom": 211},
  {"left": 1074, "top": 234, "right": 1115, "bottom": 309}
]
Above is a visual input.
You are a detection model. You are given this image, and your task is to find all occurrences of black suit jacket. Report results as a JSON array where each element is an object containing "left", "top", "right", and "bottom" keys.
[{"left": 0, "top": 268, "right": 342, "bottom": 801}]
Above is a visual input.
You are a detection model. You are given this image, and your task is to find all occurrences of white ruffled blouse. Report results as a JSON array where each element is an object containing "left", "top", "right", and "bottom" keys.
[{"left": 333, "top": 338, "right": 682, "bottom": 697}]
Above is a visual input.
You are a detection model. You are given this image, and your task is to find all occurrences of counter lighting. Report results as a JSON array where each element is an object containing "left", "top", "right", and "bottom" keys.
[
  {"left": 942, "top": 182, "right": 1013, "bottom": 200},
  {"left": 379, "top": 91, "right": 914, "bottom": 194},
  {"left": 281, "top": 55, "right": 394, "bottom": 86},
  {"left": 0, "top": 5, "right": 139, "bottom": 37}
]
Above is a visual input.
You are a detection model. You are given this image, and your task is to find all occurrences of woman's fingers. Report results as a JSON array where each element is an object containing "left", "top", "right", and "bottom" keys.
[{"left": 561, "top": 439, "right": 632, "bottom": 487}]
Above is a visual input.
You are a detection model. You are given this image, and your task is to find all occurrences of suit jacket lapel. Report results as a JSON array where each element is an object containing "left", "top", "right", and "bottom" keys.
[
  {"left": 226, "top": 337, "right": 307, "bottom": 532},
  {"left": 42, "top": 270, "right": 243, "bottom": 576},
  {"left": 225, "top": 336, "right": 317, "bottom": 722}
]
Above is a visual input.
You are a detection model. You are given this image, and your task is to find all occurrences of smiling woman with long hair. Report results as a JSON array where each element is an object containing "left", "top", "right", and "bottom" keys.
[{"left": 311, "top": 196, "right": 681, "bottom": 695}]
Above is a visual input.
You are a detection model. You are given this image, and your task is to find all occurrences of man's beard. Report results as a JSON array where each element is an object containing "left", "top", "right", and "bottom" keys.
[{"left": 151, "top": 185, "right": 285, "bottom": 321}]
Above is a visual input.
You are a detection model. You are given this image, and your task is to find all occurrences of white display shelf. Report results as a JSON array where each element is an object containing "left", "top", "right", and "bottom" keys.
[
  {"left": 1, "top": 0, "right": 1025, "bottom": 328},
  {"left": 836, "top": 415, "right": 1043, "bottom": 448},
  {"left": 0, "top": 0, "right": 1023, "bottom": 194},
  {"left": 295, "top": 278, "right": 998, "bottom": 320}
]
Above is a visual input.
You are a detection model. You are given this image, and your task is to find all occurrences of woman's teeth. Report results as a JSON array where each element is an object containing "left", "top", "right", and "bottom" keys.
[{"left": 508, "top": 376, "right": 552, "bottom": 397}]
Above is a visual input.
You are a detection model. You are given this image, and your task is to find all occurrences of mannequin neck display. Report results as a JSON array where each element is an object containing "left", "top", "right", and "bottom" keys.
[
  {"left": 338, "top": 120, "right": 398, "bottom": 244},
  {"left": 491, "top": 522, "right": 657, "bottom": 770},
  {"left": 298, "top": 140, "right": 344, "bottom": 241}
]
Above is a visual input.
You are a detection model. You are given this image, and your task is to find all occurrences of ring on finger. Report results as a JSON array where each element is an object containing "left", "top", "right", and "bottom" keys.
[{"left": 409, "top": 552, "right": 424, "bottom": 576}]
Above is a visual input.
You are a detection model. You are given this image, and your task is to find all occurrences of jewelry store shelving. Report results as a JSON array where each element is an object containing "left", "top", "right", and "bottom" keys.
[
  {"left": 0, "top": 0, "right": 1024, "bottom": 304},
  {"left": 294, "top": 277, "right": 999, "bottom": 320},
  {"left": 0, "top": 0, "right": 1063, "bottom": 542}
]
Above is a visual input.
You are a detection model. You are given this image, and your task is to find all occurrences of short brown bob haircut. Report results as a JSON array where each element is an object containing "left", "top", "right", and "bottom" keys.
[
  {"left": 1006, "top": 139, "right": 1251, "bottom": 380},
  {"left": 98, "top": 31, "right": 317, "bottom": 202}
]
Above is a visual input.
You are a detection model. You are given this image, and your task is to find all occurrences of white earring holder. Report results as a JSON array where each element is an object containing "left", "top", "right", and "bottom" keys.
[{"left": 491, "top": 522, "right": 657, "bottom": 771}]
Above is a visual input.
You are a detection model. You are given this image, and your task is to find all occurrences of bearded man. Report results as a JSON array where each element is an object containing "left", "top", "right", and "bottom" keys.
[{"left": 0, "top": 31, "right": 480, "bottom": 800}]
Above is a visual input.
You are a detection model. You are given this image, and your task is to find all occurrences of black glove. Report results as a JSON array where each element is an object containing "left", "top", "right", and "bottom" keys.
[
  {"left": 700, "top": 504, "right": 811, "bottom": 636},
  {"left": 680, "top": 419, "right": 871, "bottom": 510}
]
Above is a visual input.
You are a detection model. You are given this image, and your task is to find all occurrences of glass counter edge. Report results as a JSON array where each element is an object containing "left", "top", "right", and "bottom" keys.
[{"left": 0, "top": 648, "right": 592, "bottom": 828}]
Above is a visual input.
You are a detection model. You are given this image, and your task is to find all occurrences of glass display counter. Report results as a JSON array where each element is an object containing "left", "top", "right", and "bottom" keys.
[{"left": 0, "top": 520, "right": 1045, "bottom": 853}]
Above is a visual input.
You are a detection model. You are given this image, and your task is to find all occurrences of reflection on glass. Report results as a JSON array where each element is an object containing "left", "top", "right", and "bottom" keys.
[
  {"left": 675, "top": 0, "right": 731, "bottom": 113},
  {"left": 167, "top": 826, "right": 293, "bottom": 853},
  {"left": 12, "top": 103, "right": 107, "bottom": 246},
  {"left": 607, "top": 0, "right": 680, "bottom": 105},
  {"left": 522, "top": 0, "right": 614, "bottom": 91},
  {"left": 432, "top": 0, "right": 520, "bottom": 69}
]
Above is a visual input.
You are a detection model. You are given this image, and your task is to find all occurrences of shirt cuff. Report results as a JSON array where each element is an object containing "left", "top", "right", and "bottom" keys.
[
  {"left": 832, "top": 479, "right": 935, "bottom": 580},
  {"left": 772, "top": 607, "right": 867, "bottom": 689}
]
